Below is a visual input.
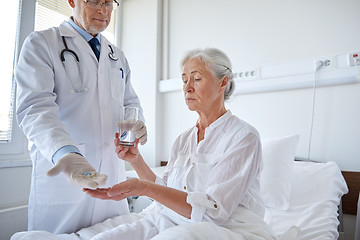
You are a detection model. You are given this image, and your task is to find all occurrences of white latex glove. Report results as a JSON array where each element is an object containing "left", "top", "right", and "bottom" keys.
[
  {"left": 116, "top": 120, "right": 147, "bottom": 145},
  {"left": 47, "top": 153, "right": 107, "bottom": 189},
  {"left": 132, "top": 120, "right": 147, "bottom": 145}
]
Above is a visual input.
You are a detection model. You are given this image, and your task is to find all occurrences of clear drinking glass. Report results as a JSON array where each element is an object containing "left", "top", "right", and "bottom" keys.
[{"left": 118, "top": 106, "right": 139, "bottom": 147}]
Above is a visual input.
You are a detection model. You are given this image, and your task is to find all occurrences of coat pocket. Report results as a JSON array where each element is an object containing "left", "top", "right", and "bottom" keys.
[{"left": 109, "top": 68, "right": 125, "bottom": 103}]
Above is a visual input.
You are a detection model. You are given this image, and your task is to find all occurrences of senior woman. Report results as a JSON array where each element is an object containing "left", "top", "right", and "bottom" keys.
[{"left": 84, "top": 48, "right": 277, "bottom": 240}]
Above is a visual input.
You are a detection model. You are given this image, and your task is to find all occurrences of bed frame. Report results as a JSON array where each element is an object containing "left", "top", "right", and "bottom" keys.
[
  {"left": 341, "top": 171, "right": 360, "bottom": 215},
  {"left": 341, "top": 171, "right": 360, "bottom": 239}
]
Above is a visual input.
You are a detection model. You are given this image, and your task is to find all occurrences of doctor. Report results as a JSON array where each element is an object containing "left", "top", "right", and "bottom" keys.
[{"left": 15, "top": 0, "right": 147, "bottom": 234}]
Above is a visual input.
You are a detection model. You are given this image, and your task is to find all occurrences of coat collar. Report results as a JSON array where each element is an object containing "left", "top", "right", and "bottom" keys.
[
  {"left": 58, "top": 21, "right": 112, "bottom": 63},
  {"left": 59, "top": 21, "right": 78, "bottom": 38}
]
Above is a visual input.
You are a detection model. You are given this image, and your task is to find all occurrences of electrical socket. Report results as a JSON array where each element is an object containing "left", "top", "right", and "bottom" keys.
[
  {"left": 315, "top": 56, "right": 337, "bottom": 71},
  {"left": 233, "top": 67, "right": 258, "bottom": 80}
]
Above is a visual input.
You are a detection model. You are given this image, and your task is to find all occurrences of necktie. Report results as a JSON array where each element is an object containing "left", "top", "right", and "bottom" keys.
[{"left": 88, "top": 38, "right": 100, "bottom": 60}]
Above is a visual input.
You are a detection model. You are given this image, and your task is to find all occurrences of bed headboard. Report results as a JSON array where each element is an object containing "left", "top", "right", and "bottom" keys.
[{"left": 341, "top": 171, "right": 360, "bottom": 215}]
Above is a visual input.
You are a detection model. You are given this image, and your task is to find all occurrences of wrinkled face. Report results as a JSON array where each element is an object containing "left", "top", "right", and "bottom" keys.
[
  {"left": 182, "top": 57, "right": 224, "bottom": 113},
  {"left": 69, "top": 0, "right": 112, "bottom": 36}
]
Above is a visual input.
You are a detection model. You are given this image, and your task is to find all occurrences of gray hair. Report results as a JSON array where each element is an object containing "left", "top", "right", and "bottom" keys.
[{"left": 180, "top": 48, "right": 235, "bottom": 101}]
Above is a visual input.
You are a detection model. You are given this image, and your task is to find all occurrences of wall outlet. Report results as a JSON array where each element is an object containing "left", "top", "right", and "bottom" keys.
[
  {"left": 315, "top": 56, "right": 338, "bottom": 71},
  {"left": 233, "top": 67, "right": 258, "bottom": 80}
]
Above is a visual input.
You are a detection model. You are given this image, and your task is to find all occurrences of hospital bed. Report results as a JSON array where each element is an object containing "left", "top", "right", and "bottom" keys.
[{"left": 11, "top": 135, "right": 349, "bottom": 240}]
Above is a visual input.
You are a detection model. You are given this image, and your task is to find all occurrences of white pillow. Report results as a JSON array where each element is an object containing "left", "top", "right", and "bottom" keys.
[{"left": 260, "top": 134, "right": 300, "bottom": 210}]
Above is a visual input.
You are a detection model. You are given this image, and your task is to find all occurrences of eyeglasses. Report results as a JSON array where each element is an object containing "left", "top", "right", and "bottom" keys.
[{"left": 83, "top": 0, "right": 119, "bottom": 10}]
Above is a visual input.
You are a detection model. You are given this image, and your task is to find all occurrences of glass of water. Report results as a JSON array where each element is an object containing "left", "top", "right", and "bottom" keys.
[{"left": 118, "top": 106, "right": 139, "bottom": 147}]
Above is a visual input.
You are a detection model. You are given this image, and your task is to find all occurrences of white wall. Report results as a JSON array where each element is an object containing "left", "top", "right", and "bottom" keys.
[
  {"left": 120, "top": 0, "right": 162, "bottom": 168},
  {"left": 121, "top": 1, "right": 360, "bottom": 171},
  {"left": 148, "top": 0, "right": 360, "bottom": 171},
  {"left": 0, "top": 165, "right": 32, "bottom": 239}
]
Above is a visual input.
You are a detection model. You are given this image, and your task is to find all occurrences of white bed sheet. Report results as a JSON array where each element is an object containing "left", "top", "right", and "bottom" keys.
[
  {"left": 264, "top": 161, "right": 348, "bottom": 240},
  {"left": 11, "top": 161, "right": 348, "bottom": 240}
]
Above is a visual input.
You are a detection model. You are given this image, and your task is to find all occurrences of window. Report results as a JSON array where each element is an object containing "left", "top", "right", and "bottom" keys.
[
  {"left": 0, "top": 1, "right": 19, "bottom": 143},
  {"left": 0, "top": 0, "right": 31, "bottom": 163}
]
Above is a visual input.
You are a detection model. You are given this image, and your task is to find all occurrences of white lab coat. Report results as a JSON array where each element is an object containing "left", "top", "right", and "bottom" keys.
[{"left": 15, "top": 21, "right": 144, "bottom": 234}]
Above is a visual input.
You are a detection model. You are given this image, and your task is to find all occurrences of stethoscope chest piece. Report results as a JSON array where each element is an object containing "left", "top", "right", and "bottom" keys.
[
  {"left": 109, "top": 52, "right": 119, "bottom": 61},
  {"left": 108, "top": 45, "right": 119, "bottom": 61}
]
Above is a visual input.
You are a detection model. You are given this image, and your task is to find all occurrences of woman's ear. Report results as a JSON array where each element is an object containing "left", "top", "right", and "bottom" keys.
[{"left": 220, "top": 76, "right": 229, "bottom": 92}]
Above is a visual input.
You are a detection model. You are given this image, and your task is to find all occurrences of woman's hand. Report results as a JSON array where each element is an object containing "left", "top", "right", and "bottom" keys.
[
  {"left": 84, "top": 179, "right": 192, "bottom": 218},
  {"left": 82, "top": 187, "right": 111, "bottom": 200},
  {"left": 114, "top": 132, "right": 140, "bottom": 164},
  {"left": 83, "top": 178, "right": 148, "bottom": 201}
]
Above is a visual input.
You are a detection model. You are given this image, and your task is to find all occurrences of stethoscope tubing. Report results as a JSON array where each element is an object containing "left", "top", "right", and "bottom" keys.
[
  {"left": 61, "top": 36, "right": 79, "bottom": 62},
  {"left": 60, "top": 36, "right": 119, "bottom": 93}
]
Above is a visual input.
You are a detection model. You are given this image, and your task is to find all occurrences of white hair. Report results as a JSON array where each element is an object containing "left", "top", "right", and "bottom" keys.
[{"left": 180, "top": 48, "right": 235, "bottom": 101}]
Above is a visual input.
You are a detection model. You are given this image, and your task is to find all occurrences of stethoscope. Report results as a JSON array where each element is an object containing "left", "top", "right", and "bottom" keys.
[{"left": 60, "top": 36, "right": 119, "bottom": 93}]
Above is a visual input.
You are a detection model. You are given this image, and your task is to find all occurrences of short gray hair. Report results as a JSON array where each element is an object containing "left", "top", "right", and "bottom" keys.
[{"left": 180, "top": 48, "right": 235, "bottom": 101}]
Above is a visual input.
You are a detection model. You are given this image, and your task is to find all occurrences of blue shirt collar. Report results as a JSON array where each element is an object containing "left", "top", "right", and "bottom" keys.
[{"left": 68, "top": 17, "right": 101, "bottom": 44}]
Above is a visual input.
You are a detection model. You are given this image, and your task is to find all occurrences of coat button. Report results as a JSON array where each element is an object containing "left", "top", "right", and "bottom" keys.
[{"left": 183, "top": 186, "right": 187, "bottom": 190}]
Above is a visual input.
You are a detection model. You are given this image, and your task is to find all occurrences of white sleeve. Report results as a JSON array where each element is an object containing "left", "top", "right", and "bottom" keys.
[
  {"left": 186, "top": 192, "right": 219, "bottom": 222},
  {"left": 15, "top": 31, "right": 75, "bottom": 161}
]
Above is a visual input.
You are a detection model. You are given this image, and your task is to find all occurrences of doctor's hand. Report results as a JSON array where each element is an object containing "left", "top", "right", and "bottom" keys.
[
  {"left": 84, "top": 178, "right": 148, "bottom": 201},
  {"left": 47, "top": 153, "right": 108, "bottom": 189},
  {"left": 116, "top": 120, "right": 147, "bottom": 145},
  {"left": 132, "top": 120, "right": 147, "bottom": 145}
]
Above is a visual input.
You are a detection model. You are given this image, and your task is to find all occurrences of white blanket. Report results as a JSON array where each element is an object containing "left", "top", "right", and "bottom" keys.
[
  {"left": 12, "top": 161, "right": 347, "bottom": 240},
  {"left": 12, "top": 204, "right": 297, "bottom": 240}
]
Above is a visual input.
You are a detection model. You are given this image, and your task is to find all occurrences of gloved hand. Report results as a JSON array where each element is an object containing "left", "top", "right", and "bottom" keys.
[
  {"left": 47, "top": 153, "right": 107, "bottom": 189},
  {"left": 116, "top": 120, "right": 147, "bottom": 145},
  {"left": 132, "top": 120, "right": 147, "bottom": 145}
]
